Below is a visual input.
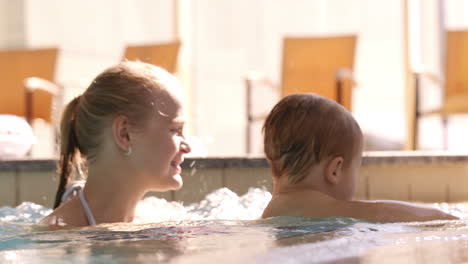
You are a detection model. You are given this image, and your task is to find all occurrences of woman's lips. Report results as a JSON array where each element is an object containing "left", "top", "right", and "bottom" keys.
[{"left": 171, "top": 161, "right": 182, "bottom": 173}]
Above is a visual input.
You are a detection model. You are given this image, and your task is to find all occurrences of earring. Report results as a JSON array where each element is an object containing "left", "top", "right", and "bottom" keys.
[{"left": 125, "top": 147, "right": 132, "bottom": 156}]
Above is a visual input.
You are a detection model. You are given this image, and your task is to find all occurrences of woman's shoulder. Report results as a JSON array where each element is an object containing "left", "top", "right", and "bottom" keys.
[
  {"left": 39, "top": 197, "right": 87, "bottom": 228},
  {"left": 61, "top": 181, "right": 85, "bottom": 204}
]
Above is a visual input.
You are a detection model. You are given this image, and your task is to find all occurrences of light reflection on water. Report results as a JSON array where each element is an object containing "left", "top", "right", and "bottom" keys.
[{"left": 1, "top": 188, "right": 468, "bottom": 263}]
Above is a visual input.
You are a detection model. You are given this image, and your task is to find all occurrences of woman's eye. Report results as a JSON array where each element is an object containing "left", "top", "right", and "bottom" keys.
[{"left": 171, "top": 128, "right": 183, "bottom": 135}]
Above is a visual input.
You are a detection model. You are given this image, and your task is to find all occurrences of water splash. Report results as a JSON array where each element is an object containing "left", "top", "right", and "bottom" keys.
[
  {"left": 1, "top": 190, "right": 468, "bottom": 263},
  {"left": 0, "top": 202, "right": 51, "bottom": 224},
  {"left": 0, "top": 203, "right": 51, "bottom": 236},
  {"left": 134, "top": 187, "right": 272, "bottom": 223},
  {"left": 2, "top": 188, "right": 468, "bottom": 227},
  {"left": 431, "top": 202, "right": 468, "bottom": 219}
]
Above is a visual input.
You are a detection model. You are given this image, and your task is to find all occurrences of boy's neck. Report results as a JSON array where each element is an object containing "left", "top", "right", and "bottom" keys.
[
  {"left": 274, "top": 182, "right": 320, "bottom": 195},
  {"left": 272, "top": 174, "right": 338, "bottom": 200},
  {"left": 262, "top": 185, "right": 337, "bottom": 219}
]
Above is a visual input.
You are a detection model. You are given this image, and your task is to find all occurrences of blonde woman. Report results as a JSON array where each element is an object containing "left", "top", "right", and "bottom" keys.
[{"left": 41, "top": 61, "right": 191, "bottom": 227}]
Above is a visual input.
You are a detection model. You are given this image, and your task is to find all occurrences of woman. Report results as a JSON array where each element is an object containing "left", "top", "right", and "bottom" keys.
[{"left": 40, "top": 61, "right": 191, "bottom": 227}]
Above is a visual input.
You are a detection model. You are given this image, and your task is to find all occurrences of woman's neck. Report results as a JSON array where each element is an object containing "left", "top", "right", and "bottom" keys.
[{"left": 82, "top": 162, "right": 147, "bottom": 224}]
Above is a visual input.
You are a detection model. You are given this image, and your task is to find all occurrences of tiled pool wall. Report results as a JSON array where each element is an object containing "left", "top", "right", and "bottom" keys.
[{"left": 1, "top": 152, "right": 468, "bottom": 208}]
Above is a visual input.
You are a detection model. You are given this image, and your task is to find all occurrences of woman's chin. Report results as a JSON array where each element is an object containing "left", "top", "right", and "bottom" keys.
[
  {"left": 148, "top": 174, "right": 183, "bottom": 191},
  {"left": 169, "top": 174, "right": 183, "bottom": 190}
]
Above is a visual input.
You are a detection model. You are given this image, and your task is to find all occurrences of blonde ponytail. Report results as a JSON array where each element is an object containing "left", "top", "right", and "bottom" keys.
[{"left": 53, "top": 96, "right": 81, "bottom": 209}]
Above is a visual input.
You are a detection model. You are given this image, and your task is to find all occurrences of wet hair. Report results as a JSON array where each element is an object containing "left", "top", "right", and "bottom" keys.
[
  {"left": 263, "top": 93, "right": 362, "bottom": 184},
  {"left": 53, "top": 61, "right": 176, "bottom": 209}
]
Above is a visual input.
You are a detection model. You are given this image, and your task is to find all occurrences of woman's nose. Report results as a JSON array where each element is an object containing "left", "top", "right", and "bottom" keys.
[{"left": 181, "top": 141, "right": 191, "bottom": 154}]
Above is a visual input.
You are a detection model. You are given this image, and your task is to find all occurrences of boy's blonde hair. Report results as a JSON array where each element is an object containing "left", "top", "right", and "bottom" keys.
[{"left": 263, "top": 93, "right": 362, "bottom": 184}]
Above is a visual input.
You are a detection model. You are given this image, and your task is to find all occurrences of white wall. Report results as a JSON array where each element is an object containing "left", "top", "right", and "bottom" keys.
[
  {"left": 190, "top": 0, "right": 468, "bottom": 155},
  {"left": 418, "top": 0, "right": 468, "bottom": 150},
  {"left": 3, "top": 0, "right": 468, "bottom": 156},
  {"left": 21, "top": 0, "right": 176, "bottom": 157},
  {"left": 191, "top": 0, "right": 265, "bottom": 155},
  {"left": 191, "top": 0, "right": 407, "bottom": 155},
  {"left": 0, "top": 0, "right": 25, "bottom": 48},
  {"left": 24, "top": 0, "right": 176, "bottom": 102}
]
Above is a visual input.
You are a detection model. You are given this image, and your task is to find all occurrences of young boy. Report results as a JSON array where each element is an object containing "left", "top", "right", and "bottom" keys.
[{"left": 261, "top": 93, "right": 458, "bottom": 222}]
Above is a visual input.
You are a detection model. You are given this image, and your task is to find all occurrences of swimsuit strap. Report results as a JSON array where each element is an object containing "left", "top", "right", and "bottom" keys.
[
  {"left": 78, "top": 188, "right": 97, "bottom": 226},
  {"left": 61, "top": 183, "right": 83, "bottom": 204},
  {"left": 60, "top": 183, "right": 97, "bottom": 226}
]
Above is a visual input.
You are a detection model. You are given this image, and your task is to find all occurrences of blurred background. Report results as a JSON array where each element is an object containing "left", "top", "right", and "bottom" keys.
[{"left": 0, "top": 0, "right": 468, "bottom": 158}]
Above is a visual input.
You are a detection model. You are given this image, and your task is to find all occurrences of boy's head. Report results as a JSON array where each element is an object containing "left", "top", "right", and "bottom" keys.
[{"left": 263, "top": 93, "right": 362, "bottom": 199}]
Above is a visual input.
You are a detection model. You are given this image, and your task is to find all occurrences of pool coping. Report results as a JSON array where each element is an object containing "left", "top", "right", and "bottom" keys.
[{"left": 1, "top": 151, "right": 468, "bottom": 172}]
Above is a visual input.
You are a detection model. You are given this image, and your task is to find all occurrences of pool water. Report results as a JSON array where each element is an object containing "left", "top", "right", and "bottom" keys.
[{"left": 1, "top": 188, "right": 468, "bottom": 263}]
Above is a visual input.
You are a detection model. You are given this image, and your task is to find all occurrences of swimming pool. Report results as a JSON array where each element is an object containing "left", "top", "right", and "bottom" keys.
[{"left": 1, "top": 188, "right": 468, "bottom": 263}]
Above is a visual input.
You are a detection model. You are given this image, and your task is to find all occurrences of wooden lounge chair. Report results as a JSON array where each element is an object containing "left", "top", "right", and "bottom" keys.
[
  {"left": 123, "top": 41, "right": 181, "bottom": 74},
  {"left": 245, "top": 35, "right": 357, "bottom": 153},
  {"left": 280, "top": 36, "right": 356, "bottom": 110},
  {"left": 414, "top": 30, "right": 468, "bottom": 149},
  {"left": 0, "top": 48, "right": 59, "bottom": 124}
]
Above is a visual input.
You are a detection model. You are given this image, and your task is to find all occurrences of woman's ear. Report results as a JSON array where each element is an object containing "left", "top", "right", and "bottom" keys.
[
  {"left": 325, "top": 156, "right": 344, "bottom": 185},
  {"left": 112, "top": 115, "right": 131, "bottom": 152}
]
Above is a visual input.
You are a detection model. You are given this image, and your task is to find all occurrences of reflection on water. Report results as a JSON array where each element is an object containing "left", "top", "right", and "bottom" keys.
[{"left": 0, "top": 188, "right": 468, "bottom": 263}]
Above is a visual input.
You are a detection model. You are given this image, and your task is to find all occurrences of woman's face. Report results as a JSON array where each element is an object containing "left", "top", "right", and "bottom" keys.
[{"left": 130, "top": 89, "right": 191, "bottom": 191}]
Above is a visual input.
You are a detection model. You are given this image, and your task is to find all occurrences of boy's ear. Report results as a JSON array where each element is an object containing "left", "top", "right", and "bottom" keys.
[
  {"left": 325, "top": 156, "right": 344, "bottom": 185},
  {"left": 113, "top": 115, "right": 131, "bottom": 151}
]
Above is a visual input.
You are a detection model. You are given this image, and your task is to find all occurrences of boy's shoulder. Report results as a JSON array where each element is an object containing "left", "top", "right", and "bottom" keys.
[
  {"left": 262, "top": 194, "right": 458, "bottom": 222},
  {"left": 262, "top": 191, "right": 342, "bottom": 219}
]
